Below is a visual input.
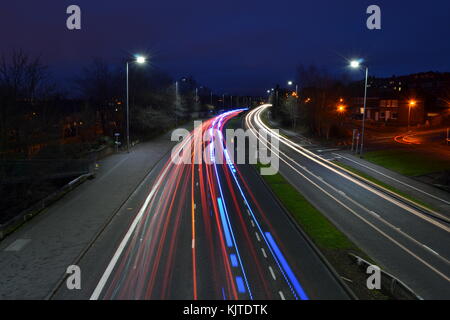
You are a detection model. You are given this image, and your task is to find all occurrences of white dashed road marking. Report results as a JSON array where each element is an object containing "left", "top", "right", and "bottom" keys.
[
  {"left": 268, "top": 266, "right": 276, "bottom": 280},
  {"left": 261, "top": 248, "right": 267, "bottom": 258}
]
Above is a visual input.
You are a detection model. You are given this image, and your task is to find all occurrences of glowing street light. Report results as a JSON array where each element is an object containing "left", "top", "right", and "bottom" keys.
[
  {"left": 350, "top": 60, "right": 361, "bottom": 68},
  {"left": 337, "top": 105, "right": 345, "bottom": 113},
  {"left": 349, "top": 59, "right": 369, "bottom": 156},
  {"left": 136, "top": 55, "right": 146, "bottom": 64},
  {"left": 408, "top": 100, "right": 417, "bottom": 131},
  {"left": 126, "top": 55, "right": 147, "bottom": 153}
]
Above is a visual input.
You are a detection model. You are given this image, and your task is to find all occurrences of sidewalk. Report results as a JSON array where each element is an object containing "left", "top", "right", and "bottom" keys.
[
  {"left": 0, "top": 128, "right": 184, "bottom": 299},
  {"left": 333, "top": 151, "right": 450, "bottom": 217}
]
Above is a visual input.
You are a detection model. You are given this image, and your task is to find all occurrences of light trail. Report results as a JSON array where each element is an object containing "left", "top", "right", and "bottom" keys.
[
  {"left": 91, "top": 108, "right": 312, "bottom": 300},
  {"left": 245, "top": 104, "right": 450, "bottom": 283},
  {"left": 248, "top": 105, "right": 450, "bottom": 230}
]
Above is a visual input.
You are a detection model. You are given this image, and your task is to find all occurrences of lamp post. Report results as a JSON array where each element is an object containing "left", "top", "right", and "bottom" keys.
[
  {"left": 350, "top": 60, "right": 369, "bottom": 156},
  {"left": 408, "top": 100, "right": 416, "bottom": 131},
  {"left": 126, "top": 55, "right": 147, "bottom": 153}
]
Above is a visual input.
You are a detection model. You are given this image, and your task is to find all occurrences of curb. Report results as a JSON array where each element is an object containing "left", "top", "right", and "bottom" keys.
[
  {"left": 45, "top": 145, "right": 175, "bottom": 299},
  {"left": 251, "top": 164, "right": 358, "bottom": 300}
]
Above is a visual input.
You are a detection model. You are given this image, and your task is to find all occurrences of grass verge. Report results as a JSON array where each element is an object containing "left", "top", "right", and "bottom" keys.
[
  {"left": 363, "top": 149, "right": 450, "bottom": 177},
  {"left": 255, "top": 162, "right": 388, "bottom": 300}
]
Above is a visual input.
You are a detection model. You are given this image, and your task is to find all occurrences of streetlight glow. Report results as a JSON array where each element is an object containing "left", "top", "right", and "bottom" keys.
[
  {"left": 288, "top": 81, "right": 293, "bottom": 86},
  {"left": 136, "top": 56, "right": 146, "bottom": 64},
  {"left": 350, "top": 60, "right": 360, "bottom": 68}
]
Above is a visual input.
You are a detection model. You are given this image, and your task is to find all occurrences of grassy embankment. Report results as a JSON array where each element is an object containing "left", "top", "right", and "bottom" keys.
[
  {"left": 363, "top": 149, "right": 450, "bottom": 177},
  {"left": 255, "top": 163, "right": 388, "bottom": 300}
]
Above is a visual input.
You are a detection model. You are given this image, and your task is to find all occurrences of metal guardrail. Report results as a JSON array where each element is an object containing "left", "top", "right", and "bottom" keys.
[
  {"left": 348, "top": 253, "right": 423, "bottom": 300},
  {"left": 0, "top": 173, "right": 94, "bottom": 240}
]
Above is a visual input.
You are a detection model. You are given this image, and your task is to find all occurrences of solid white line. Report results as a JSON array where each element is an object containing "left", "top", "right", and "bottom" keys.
[
  {"left": 261, "top": 247, "right": 268, "bottom": 258},
  {"left": 251, "top": 106, "right": 449, "bottom": 232},
  {"left": 268, "top": 266, "right": 277, "bottom": 280},
  {"left": 279, "top": 291, "right": 286, "bottom": 300},
  {"left": 90, "top": 136, "right": 190, "bottom": 300},
  {"left": 333, "top": 153, "right": 450, "bottom": 205},
  {"left": 423, "top": 244, "right": 440, "bottom": 256},
  {"left": 370, "top": 211, "right": 380, "bottom": 218},
  {"left": 246, "top": 106, "right": 450, "bottom": 281}
]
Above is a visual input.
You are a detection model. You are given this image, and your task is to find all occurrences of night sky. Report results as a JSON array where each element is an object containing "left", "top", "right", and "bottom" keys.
[{"left": 2, "top": 0, "right": 450, "bottom": 95}]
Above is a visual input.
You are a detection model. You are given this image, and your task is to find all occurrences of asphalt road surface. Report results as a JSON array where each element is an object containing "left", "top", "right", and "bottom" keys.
[
  {"left": 51, "top": 110, "right": 350, "bottom": 300},
  {"left": 245, "top": 104, "right": 450, "bottom": 299}
]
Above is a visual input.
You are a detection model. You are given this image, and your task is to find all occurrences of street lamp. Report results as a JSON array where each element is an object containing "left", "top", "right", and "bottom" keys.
[
  {"left": 126, "top": 55, "right": 147, "bottom": 153},
  {"left": 408, "top": 100, "right": 416, "bottom": 131},
  {"left": 350, "top": 59, "right": 369, "bottom": 156}
]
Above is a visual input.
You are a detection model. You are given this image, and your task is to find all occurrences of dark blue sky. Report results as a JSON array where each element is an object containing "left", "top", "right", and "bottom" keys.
[{"left": 1, "top": 0, "right": 450, "bottom": 95}]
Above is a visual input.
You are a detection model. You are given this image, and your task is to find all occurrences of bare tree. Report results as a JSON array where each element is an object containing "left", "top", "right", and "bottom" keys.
[
  {"left": 0, "top": 50, "right": 50, "bottom": 157},
  {"left": 296, "top": 64, "right": 344, "bottom": 139},
  {"left": 75, "top": 58, "right": 122, "bottom": 136}
]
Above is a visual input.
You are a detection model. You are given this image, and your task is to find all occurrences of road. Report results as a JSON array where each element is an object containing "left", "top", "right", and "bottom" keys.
[
  {"left": 245, "top": 104, "right": 450, "bottom": 299},
  {"left": 49, "top": 110, "right": 350, "bottom": 300}
]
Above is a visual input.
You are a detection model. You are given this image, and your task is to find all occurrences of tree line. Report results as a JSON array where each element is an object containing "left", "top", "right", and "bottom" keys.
[
  {"left": 0, "top": 50, "right": 214, "bottom": 160},
  {"left": 270, "top": 64, "right": 354, "bottom": 141}
]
